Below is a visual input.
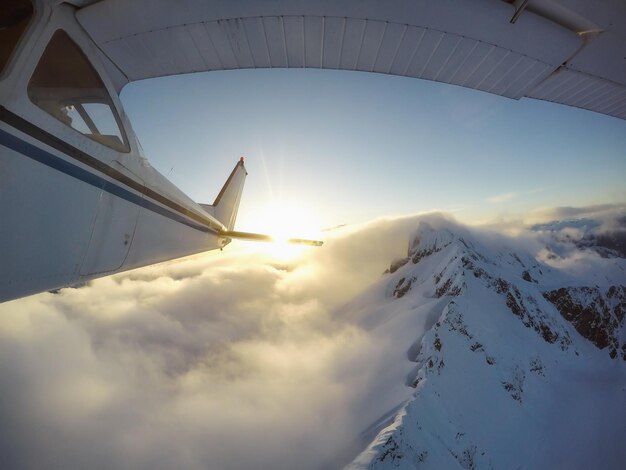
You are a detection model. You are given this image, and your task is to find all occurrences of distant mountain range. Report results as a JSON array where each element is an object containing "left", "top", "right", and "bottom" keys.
[{"left": 344, "top": 215, "right": 625, "bottom": 469}]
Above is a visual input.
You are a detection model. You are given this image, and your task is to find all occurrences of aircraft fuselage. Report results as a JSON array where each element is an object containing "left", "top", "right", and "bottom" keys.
[{"left": 0, "top": 1, "right": 234, "bottom": 302}]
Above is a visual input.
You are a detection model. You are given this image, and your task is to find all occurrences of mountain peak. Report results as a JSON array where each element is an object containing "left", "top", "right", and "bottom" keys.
[
  {"left": 350, "top": 216, "right": 626, "bottom": 469},
  {"left": 408, "top": 218, "right": 470, "bottom": 254}
]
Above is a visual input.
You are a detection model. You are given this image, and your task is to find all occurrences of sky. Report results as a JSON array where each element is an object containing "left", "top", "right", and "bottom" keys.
[{"left": 120, "top": 68, "right": 626, "bottom": 234}]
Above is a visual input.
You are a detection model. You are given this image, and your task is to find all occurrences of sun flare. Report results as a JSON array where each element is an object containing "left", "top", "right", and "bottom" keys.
[{"left": 245, "top": 201, "right": 323, "bottom": 259}]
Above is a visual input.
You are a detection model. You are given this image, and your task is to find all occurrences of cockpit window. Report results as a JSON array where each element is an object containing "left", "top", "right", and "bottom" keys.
[
  {"left": 0, "top": 0, "right": 34, "bottom": 76},
  {"left": 27, "top": 30, "right": 129, "bottom": 152}
]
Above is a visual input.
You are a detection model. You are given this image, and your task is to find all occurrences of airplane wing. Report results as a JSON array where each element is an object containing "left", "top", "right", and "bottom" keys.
[{"left": 74, "top": 0, "right": 626, "bottom": 121}]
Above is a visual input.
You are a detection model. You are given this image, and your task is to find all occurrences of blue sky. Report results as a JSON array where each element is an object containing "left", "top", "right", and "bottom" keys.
[{"left": 121, "top": 68, "right": 626, "bottom": 231}]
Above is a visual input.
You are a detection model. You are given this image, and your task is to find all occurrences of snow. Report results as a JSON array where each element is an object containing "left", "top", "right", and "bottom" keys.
[{"left": 344, "top": 215, "right": 626, "bottom": 469}]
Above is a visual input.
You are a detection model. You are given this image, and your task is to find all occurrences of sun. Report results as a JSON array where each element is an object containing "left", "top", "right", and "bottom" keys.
[{"left": 244, "top": 201, "right": 323, "bottom": 259}]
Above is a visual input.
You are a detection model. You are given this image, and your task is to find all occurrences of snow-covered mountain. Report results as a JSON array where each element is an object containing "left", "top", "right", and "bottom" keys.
[{"left": 344, "top": 215, "right": 625, "bottom": 469}]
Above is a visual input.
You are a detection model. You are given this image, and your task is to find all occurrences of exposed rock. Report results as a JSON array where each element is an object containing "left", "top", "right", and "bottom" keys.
[
  {"left": 529, "top": 357, "right": 545, "bottom": 376},
  {"left": 435, "top": 277, "right": 463, "bottom": 297},
  {"left": 377, "top": 436, "right": 402, "bottom": 463},
  {"left": 501, "top": 366, "right": 525, "bottom": 403},
  {"left": 443, "top": 302, "right": 472, "bottom": 339},
  {"left": 385, "top": 257, "right": 409, "bottom": 274},
  {"left": 411, "top": 247, "right": 440, "bottom": 265},
  {"left": 459, "top": 445, "right": 477, "bottom": 470},
  {"left": 543, "top": 286, "right": 626, "bottom": 360},
  {"left": 393, "top": 277, "right": 414, "bottom": 298}
]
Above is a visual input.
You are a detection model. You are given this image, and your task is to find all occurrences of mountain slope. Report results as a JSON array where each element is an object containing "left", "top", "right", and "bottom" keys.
[{"left": 345, "top": 215, "right": 626, "bottom": 469}]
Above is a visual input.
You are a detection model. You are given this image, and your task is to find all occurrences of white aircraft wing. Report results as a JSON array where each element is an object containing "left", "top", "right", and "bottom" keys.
[{"left": 74, "top": 0, "right": 626, "bottom": 121}]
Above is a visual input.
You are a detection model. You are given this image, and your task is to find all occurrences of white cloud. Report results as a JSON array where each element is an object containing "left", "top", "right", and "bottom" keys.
[
  {"left": 0, "top": 213, "right": 429, "bottom": 470},
  {"left": 527, "top": 203, "right": 626, "bottom": 225}
]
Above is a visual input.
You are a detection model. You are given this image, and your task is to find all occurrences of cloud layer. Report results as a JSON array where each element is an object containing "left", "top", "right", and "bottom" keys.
[{"left": 0, "top": 214, "right": 426, "bottom": 470}]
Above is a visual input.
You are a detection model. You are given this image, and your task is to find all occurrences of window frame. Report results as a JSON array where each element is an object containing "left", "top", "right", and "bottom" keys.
[{"left": 27, "top": 28, "right": 131, "bottom": 153}]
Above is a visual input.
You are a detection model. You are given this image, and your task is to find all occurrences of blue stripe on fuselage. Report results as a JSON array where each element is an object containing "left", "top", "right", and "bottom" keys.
[{"left": 0, "top": 127, "right": 213, "bottom": 234}]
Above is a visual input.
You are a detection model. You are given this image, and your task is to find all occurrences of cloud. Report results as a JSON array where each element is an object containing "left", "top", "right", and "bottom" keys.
[
  {"left": 486, "top": 192, "right": 518, "bottom": 203},
  {"left": 0, "top": 213, "right": 431, "bottom": 470},
  {"left": 527, "top": 203, "right": 626, "bottom": 224}
]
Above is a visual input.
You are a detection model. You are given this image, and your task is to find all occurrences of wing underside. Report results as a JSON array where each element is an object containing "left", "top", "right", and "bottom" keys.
[{"left": 75, "top": 0, "right": 626, "bottom": 121}]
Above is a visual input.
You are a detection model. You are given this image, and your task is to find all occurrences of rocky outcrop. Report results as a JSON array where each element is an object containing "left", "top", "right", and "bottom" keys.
[
  {"left": 384, "top": 257, "right": 409, "bottom": 274},
  {"left": 543, "top": 286, "right": 626, "bottom": 360},
  {"left": 393, "top": 277, "right": 414, "bottom": 298}
]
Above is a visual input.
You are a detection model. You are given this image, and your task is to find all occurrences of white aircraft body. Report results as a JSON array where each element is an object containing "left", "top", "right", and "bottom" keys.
[{"left": 1, "top": 0, "right": 624, "bottom": 303}]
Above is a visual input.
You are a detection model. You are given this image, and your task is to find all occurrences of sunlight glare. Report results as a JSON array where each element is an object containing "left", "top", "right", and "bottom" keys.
[{"left": 247, "top": 201, "right": 322, "bottom": 259}]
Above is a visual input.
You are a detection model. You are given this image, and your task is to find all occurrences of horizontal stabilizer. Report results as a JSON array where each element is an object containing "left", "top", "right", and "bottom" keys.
[{"left": 221, "top": 230, "right": 323, "bottom": 247}]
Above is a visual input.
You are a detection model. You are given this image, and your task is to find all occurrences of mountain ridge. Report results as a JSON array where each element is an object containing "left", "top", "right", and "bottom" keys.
[{"left": 345, "top": 215, "right": 625, "bottom": 469}]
